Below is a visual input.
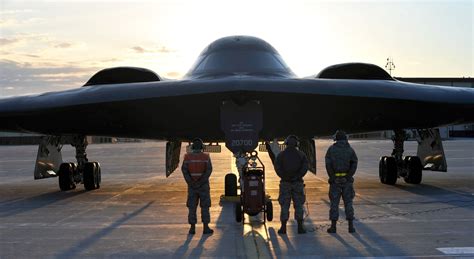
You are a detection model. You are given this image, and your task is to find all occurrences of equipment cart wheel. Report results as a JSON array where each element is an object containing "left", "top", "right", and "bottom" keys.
[{"left": 225, "top": 173, "right": 238, "bottom": 196}]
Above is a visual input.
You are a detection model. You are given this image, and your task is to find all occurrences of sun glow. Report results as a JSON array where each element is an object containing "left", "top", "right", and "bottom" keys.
[{"left": 1, "top": 0, "right": 472, "bottom": 96}]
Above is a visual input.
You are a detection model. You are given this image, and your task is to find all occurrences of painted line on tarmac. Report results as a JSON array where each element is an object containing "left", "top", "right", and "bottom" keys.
[
  {"left": 436, "top": 247, "right": 474, "bottom": 255},
  {"left": 242, "top": 215, "right": 272, "bottom": 259},
  {"left": 231, "top": 154, "right": 272, "bottom": 259}
]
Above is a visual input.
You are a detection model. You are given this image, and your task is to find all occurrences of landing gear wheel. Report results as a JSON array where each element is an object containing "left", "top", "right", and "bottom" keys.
[
  {"left": 404, "top": 156, "right": 422, "bottom": 184},
  {"left": 235, "top": 202, "right": 242, "bottom": 223},
  {"left": 83, "top": 162, "right": 99, "bottom": 190},
  {"left": 266, "top": 200, "right": 273, "bottom": 222},
  {"left": 379, "top": 156, "right": 397, "bottom": 185},
  {"left": 92, "top": 162, "right": 101, "bottom": 189},
  {"left": 225, "top": 173, "right": 237, "bottom": 196},
  {"left": 58, "top": 163, "right": 76, "bottom": 191}
]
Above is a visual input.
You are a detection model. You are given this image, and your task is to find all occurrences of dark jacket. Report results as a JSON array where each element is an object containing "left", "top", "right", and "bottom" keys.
[
  {"left": 325, "top": 140, "right": 358, "bottom": 183},
  {"left": 275, "top": 147, "right": 308, "bottom": 182}
]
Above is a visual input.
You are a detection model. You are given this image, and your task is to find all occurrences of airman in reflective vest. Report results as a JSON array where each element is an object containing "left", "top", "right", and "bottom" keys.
[
  {"left": 325, "top": 130, "right": 358, "bottom": 233},
  {"left": 182, "top": 138, "right": 213, "bottom": 235}
]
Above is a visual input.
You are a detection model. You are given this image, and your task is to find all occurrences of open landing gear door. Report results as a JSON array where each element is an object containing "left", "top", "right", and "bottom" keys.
[
  {"left": 166, "top": 140, "right": 182, "bottom": 177},
  {"left": 34, "top": 136, "right": 63, "bottom": 179},
  {"left": 415, "top": 128, "right": 447, "bottom": 172},
  {"left": 299, "top": 138, "right": 317, "bottom": 175},
  {"left": 263, "top": 140, "right": 283, "bottom": 165},
  {"left": 262, "top": 138, "right": 316, "bottom": 175},
  {"left": 220, "top": 100, "right": 262, "bottom": 154}
]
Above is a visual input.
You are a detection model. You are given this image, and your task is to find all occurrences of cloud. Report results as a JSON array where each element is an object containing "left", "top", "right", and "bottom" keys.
[
  {"left": 0, "top": 59, "right": 98, "bottom": 96},
  {"left": 132, "top": 46, "right": 146, "bottom": 53},
  {"left": 131, "top": 45, "right": 175, "bottom": 54},
  {"left": 54, "top": 42, "right": 73, "bottom": 48},
  {"left": 0, "top": 38, "right": 20, "bottom": 46},
  {"left": 157, "top": 46, "right": 172, "bottom": 53},
  {"left": 24, "top": 54, "right": 40, "bottom": 58},
  {"left": 0, "top": 9, "right": 35, "bottom": 15}
]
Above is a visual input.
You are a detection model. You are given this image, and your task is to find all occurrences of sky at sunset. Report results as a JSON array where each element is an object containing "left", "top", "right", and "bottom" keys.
[{"left": 0, "top": 0, "right": 472, "bottom": 96}]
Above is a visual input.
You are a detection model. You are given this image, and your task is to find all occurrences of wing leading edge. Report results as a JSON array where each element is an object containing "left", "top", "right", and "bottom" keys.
[{"left": 1, "top": 77, "right": 473, "bottom": 140}]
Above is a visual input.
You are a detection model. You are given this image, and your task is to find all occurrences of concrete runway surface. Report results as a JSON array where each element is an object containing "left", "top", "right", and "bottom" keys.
[{"left": 0, "top": 140, "right": 473, "bottom": 258}]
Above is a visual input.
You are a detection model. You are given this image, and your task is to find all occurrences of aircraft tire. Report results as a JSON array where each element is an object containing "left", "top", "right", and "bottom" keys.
[
  {"left": 235, "top": 202, "right": 242, "bottom": 223},
  {"left": 404, "top": 156, "right": 422, "bottom": 184},
  {"left": 380, "top": 156, "right": 397, "bottom": 185},
  {"left": 379, "top": 156, "right": 387, "bottom": 184},
  {"left": 83, "top": 162, "right": 98, "bottom": 190},
  {"left": 93, "top": 162, "right": 101, "bottom": 189},
  {"left": 266, "top": 200, "right": 273, "bottom": 221},
  {"left": 225, "top": 173, "right": 237, "bottom": 196},
  {"left": 58, "top": 163, "right": 76, "bottom": 191}
]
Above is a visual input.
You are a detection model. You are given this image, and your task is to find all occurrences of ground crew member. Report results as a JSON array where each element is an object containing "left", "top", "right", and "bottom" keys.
[
  {"left": 275, "top": 135, "right": 309, "bottom": 234},
  {"left": 182, "top": 138, "right": 214, "bottom": 235},
  {"left": 325, "top": 130, "right": 358, "bottom": 233}
]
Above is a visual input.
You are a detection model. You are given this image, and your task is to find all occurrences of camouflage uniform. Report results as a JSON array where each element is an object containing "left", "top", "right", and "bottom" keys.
[
  {"left": 275, "top": 146, "right": 309, "bottom": 221},
  {"left": 182, "top": 152, "right": 213, "bottom": 224},
  {"left": 325, "top": 139, "right": 358, "bottom": 221}
]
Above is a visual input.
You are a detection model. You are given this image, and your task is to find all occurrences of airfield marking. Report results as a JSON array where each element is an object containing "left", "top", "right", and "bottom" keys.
[
  {"left": 231, "top": 154, "right": 272, "bottom": 258},
  {"left": 436, "top": 247, "right": 474, "bottom": 255}
]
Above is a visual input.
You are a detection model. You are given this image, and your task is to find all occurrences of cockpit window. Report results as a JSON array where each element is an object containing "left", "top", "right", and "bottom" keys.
[{"left": 188, "top": 50, "right": 292, "bottom": 76}]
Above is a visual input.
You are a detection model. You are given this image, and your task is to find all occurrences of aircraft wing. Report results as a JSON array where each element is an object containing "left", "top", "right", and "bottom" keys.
[{"left": 1, "top": 76, "right": 473, "bottom": 140}]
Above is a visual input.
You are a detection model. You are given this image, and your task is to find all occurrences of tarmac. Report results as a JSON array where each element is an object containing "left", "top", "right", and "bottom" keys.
[{"left": 0, "top": 139, "right": 473, "bottom": 258}]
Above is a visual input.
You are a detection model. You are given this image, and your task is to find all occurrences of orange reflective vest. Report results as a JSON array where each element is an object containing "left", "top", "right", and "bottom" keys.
[{"left": 184, "top": 152, "right": 210, "bottom": 181}]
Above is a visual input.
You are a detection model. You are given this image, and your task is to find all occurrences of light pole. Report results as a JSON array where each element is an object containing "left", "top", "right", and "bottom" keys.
[{"left": 385, "top": 57, "right": 396, "bottom": 76}]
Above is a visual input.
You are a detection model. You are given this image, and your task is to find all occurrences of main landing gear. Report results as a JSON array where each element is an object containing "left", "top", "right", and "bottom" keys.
[
  {"left": 58, "top": 136, "right": 101, "bottom": 191},
  {"left": 379, "top": 130, "right": 423, "bottom": 185}
]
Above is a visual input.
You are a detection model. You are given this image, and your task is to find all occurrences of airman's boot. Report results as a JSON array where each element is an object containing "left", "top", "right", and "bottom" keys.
[
  {"left": 203, "top": 223, "right": 214, "bottom": 234},
  {"left": 327, "top": 220, "right": 337, "bottom": 233},
  {"left": 278, "top": 220, "right": 287, "bottom": 234},
  {"left": 189, "top": 224, "right": 196, "bottom": 235},
  {"left": 297, "top": 220, "right": 307, "bottom": 234},
  {"left": 348, "top": 220, "right": 355, "bottom": 233}
]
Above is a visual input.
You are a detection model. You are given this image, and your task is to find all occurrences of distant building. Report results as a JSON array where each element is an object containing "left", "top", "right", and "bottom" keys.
[
  {"left": 0, "top": 132, "right": 114, "bottom": 145},
  {"left": 395, "top": 77, "right": 474, "bottom": 138}
]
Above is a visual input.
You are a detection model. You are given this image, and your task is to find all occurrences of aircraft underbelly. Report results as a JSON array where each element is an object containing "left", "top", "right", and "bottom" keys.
[{"left": 2, "top": 88, "right": 471, "bottom": 141}]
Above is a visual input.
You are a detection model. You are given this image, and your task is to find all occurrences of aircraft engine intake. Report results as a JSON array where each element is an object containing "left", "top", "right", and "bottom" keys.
[
  {"left": 84, "top": 67, "right": 161, "bottom": 86},
  {"left": 316, "top": 63, "right": 394, "bottom": 80}
]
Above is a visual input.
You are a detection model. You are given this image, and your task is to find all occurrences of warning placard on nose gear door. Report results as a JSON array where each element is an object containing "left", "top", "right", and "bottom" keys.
[{"left": 220, "top": 100, "right": 262, "bottom": 154}]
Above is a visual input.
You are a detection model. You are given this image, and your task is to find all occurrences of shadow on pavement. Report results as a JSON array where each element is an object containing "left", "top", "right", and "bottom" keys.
[
  {"left": 173, "top": 235, "right": 193, "bottom": 258},
  {"left": 268, "top": 227, "right": 295, "bottom": 255},
  {"left": 317, "top": 199, "right": 406, "bottom": 257},
  {"left": 55, "top": 201, "right": 154, "bottom": 259},
  {"left": 188, "top": 234, "right": 211, "bottom": 258},
  {"left": 0, "top": 190, "right": 87, "bottom": 218},
  {"left": 395, "top": 183, "right": 474, "bottom": 210},
  {"left": 352, "top": 220, "right": 407, "bottom": 257}
]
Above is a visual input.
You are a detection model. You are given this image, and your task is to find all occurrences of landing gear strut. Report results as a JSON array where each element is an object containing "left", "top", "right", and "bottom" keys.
[
  {"left": 379, "top": 130, "right": 422, "bottom": 185},
  {"left": 58, "top": 136, "right": 101, "bottom": 191}
]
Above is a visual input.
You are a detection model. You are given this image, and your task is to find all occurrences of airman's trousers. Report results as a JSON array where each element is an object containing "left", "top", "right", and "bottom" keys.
[
  {"left": 329, "top": 179, "right": 355, "bottom": 220},
  {"left": 187, "top": 183, "right": 211, "bottom": 224},
  {"left": 278, "top": 181, "right": 306, "bottom": 221}
]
